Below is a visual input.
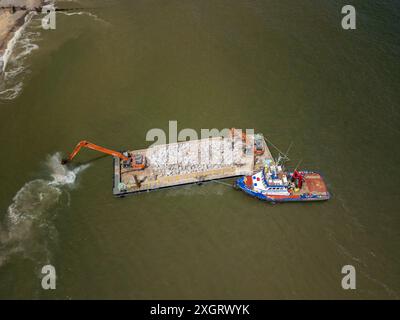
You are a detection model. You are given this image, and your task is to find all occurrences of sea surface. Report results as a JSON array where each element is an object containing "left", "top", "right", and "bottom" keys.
[{"left": 0, "top": 0, "right": 399, "bottom": 299}]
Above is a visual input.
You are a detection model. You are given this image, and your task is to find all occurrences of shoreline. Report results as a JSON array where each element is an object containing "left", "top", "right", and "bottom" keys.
[{"left": 0, "top": 0, "right": 44, "bottom": 71}]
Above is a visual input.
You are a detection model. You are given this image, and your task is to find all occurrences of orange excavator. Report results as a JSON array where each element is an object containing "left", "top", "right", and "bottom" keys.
[{"left": 61, "top": 140, "right": 146, "bottom": 170}]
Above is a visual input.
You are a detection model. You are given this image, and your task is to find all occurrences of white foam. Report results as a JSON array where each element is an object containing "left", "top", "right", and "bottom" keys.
[
  {"left": 0, "top": 5, "right": 109, "bottom": 101},
  {"left": 4, "top": 65, "right": 24, "bottom": 78},
  {"left": 0, "top": 14, "right": 40, "bottom": 101},
  {"left": 14, "top": 39, "right": 39, "bottom": 61},
  {"left": 0, "top": 153, "right": 90, "bottom": 268},
  {"left": 47, "top": 152, "right": 90, "bottom": 186},
  {"left": 58, "top": 10, "right": 110, "bottom": 25},
  {"left": 0, "top": 82, "right": 23, "bottom": 100},
  {"left": 2, "top": 12, "right": 36, "bottom": 72}
]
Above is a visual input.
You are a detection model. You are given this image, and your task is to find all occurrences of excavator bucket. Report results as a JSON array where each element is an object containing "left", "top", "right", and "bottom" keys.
[{"left": 61, "top": 158, "right": 69, "bottom": 165}]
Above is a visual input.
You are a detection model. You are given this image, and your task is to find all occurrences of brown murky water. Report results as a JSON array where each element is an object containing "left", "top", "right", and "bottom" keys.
[{"left": 0, "top": 0, "right": 399, "bottom": 299}]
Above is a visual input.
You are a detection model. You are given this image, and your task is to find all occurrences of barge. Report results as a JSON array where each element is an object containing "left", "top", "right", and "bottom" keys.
[{"left": 112, "top": 131, "right": 273, "bottom": 197}]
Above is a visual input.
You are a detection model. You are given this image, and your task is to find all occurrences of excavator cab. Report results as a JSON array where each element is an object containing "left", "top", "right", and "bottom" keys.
[
  {"left": 122, "top": 153, "right": 132, "bottom": 169},
  {"left": 132, "top": 154, "right": 146, "bottom": 170},
  {"left": 254, "top": 134, "right": 265, "bottom": 155},
  {"left": 122, "top": 153, "right": 146, "bottom": 170}
]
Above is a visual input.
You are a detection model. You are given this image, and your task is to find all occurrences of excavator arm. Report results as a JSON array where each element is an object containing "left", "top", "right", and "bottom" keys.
[{"left": 61, "top": 140, "right": 129, "bottom": 164}]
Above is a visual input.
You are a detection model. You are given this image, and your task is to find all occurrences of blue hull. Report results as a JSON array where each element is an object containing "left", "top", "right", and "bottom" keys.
[{"left": 235, "top": 176, "right": 330, "bottom": 203}]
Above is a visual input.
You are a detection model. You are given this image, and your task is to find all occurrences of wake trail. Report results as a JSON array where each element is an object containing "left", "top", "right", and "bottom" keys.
[
  {"left": 58, "top": 10, "right": 110, "bottom": 25},
  {"left": 0, "top": 153, "right": 89, "bottom": 268}
]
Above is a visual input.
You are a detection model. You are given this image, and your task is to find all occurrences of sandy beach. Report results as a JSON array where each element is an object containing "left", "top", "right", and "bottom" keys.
[{"left": 0, "top": 0, "right": 44, "bottom": 69}]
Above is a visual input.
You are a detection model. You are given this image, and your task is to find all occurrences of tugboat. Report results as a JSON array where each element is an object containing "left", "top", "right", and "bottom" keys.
[{"left": 235, "top": 163, "right": 330, "bottom": 203}]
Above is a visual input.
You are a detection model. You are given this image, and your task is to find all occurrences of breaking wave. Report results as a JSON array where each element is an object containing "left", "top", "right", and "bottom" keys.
[
  {"left": 0, "top": 153, "right": 89, "bottom": 268},
  {"left": 1, "top": 12, "right": 36, "bottom": 73},
  {"left": 0, "top": 3, "right": 109, "bottom": 101},
  {"left": 0, "top": 13, "right": 40, "bottom": 101}
]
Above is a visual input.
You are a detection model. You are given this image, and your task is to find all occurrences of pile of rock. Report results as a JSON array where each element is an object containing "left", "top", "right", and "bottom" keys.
[{"left": 146, "top": 138, "right": 247, "bottom": 176}]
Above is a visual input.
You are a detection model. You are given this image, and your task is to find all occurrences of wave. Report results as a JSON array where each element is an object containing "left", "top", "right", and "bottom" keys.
[
  {"left": 0, "top": 3, "right": 109, "bottom": 101},
  {"left": 0, "top": 82, "right": 23, "bottom": 100},
  {"left": 0, "top": 14, "right": 40, "bottom": 101},
  {"left": 1, "top": 12, "right": 36, "bottom": 73},
  {"left": 58, "top": 10, "right": 110, "bottom": 25},
  {"left": 0, "top": 153, "right": 89, "bottom": 268}
]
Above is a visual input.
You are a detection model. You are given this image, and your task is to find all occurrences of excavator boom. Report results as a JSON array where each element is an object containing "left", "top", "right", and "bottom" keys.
[{"left": 62, "top": 140, "right": 129, "bottom": 164}]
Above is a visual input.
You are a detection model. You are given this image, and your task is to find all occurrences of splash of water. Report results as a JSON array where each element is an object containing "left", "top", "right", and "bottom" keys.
[{"left": 0, "top": 153, "right": 89, "bottom": 268}]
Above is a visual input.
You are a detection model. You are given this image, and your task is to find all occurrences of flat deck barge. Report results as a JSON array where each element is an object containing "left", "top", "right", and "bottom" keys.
[{"left": 113, "top": 132, "right": 274, "bottom": 196}]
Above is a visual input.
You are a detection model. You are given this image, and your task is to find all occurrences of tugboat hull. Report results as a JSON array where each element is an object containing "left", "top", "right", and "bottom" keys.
[{"left": 235, "top": 171, "right": 330, "bottom": 203}]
